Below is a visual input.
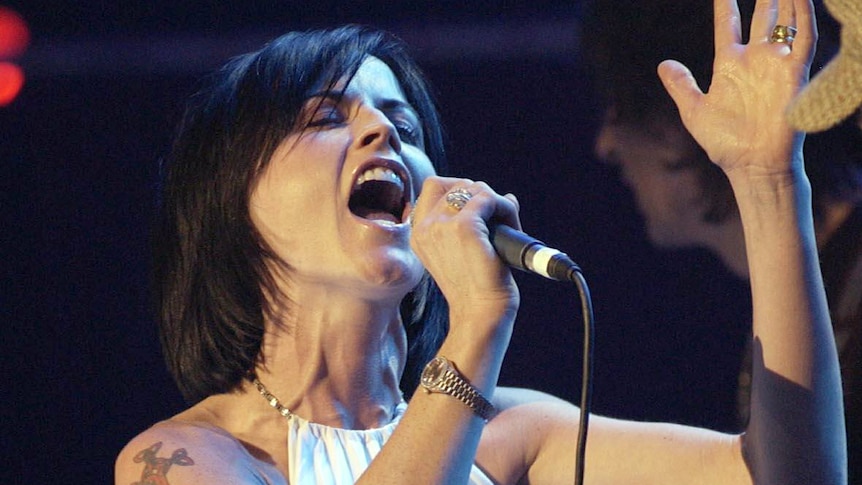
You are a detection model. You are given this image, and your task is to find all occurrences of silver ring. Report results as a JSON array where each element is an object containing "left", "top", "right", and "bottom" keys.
[
  {"left": 445, "top": 188, "right": 472, "bottom": 211},
  {"left": 770, "top": 24, "right": 797, "bottom": 44}
]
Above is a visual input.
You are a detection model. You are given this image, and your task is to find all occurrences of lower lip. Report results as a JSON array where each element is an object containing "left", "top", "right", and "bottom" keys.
[{"left": 353, "top": 214, "right": 409, "bottom": 231}]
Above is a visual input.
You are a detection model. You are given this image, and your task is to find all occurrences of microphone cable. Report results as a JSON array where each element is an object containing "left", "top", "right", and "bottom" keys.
[
  {"left": 488, "top": 224, "right": 594, "bottom": 485},
  {"left": 567, "top": 265, "right": 594, "bottom": 485}
]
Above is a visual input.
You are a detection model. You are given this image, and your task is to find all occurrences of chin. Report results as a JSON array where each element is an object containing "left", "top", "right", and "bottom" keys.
[
  {"left": 358, "top": 251, "right": 425, "bottom": 293},
  {"left": 646, "top": 226, "right": 694, "bottom": 249}
]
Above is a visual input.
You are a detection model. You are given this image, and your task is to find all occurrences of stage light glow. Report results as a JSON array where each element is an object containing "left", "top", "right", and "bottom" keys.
[
  {"left": 0, "top": 6, "right": 30, "bottom": 59},
  {"left": 0, "top": 61, "right": 23, "bottom": 105}
]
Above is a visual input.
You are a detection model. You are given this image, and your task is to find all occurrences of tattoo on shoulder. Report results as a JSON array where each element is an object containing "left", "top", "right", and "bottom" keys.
[{"left": 131, "top": 441, "right": 195, "bottom": 485}]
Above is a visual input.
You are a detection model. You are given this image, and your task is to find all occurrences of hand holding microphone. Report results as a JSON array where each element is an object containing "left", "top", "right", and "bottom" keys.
[{"left": 438, "top": 183, "right": 581, "bottom": 282}]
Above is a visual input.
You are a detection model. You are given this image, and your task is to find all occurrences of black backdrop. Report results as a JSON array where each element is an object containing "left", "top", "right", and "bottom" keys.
[{"left": 2, "top": 2, "right": 751, "bottom": 483}]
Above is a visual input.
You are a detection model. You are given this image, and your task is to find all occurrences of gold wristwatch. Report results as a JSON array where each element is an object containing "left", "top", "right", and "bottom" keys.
[{"left": 420, "top": 356, "right": 497, "bottom": 421}]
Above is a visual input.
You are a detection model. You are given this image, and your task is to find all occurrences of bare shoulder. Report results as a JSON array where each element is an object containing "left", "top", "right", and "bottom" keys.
[{"left": 114, "top": 420, "right": 282, "bottom": 485}]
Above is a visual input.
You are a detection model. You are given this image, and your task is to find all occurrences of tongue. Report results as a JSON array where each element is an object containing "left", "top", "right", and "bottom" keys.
[{"left": 354, "top": 207, "right": 399, "bottom": 223}]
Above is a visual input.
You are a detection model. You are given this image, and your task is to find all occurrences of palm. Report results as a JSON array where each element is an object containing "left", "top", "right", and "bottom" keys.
[{"left": 658, "top": 0, "right": 815, "bottom": 175}]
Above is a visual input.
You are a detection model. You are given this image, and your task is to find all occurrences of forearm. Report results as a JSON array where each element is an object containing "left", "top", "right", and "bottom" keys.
[
  {"left": 363, "top": 175, "right": 521, "bottom": 484},
  {"left": 356, "top": 310, "right": 512, "bottom": 485},
  {"left": 358, "top": 402, "right": 486, "bottom": 485},
  {"left": 729, "top": 165, "right": 846, "bottom": 484}
]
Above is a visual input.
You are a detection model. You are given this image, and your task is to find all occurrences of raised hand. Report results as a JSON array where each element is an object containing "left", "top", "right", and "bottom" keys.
[{"left": 657, "top": 0, "right": 817, "bottom": 176}]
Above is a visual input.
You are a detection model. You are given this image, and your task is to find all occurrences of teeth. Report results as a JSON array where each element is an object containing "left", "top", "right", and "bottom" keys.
[{"left": 356, "top": 167, "right": 404, "bottom": 191}]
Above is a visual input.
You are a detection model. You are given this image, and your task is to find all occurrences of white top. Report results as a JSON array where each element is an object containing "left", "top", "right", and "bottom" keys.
[{"left": 286, "top": 401, "right": 494, "bottom": 484}]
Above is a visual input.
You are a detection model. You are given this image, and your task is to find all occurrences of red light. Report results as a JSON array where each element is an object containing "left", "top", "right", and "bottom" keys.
[
  {"left": 0, "top": 61, "right": 24, "bottom": 105},
  {"left": 0, "top": 6, "right": 27, "bottom": 106},
  {"left": 0, "top": 6, "right": 30, "bottom": 59}
]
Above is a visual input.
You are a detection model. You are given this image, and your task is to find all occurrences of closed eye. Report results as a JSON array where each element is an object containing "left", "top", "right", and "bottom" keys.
[
  {"left": 305, "top": 100, "right": 344, "bottom": 128},
  {"left": 299, "top": 91, "right": 424, "bottom": 148},
  {"left": 297, "top": 90, "right": 347, "bottom": 131},
  {"left": 393, "top": 119, "right": 421, "bottom": 146}
]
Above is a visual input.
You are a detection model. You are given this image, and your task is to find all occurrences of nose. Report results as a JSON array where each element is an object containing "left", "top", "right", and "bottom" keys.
[
  {"left": 593, "top": 122, "right": 617, "bottom": 165},
  {"left": 594, "top": 106, "right": 622, "bottom": 165},
  {"left": 355, "top": 108, "right": 402, "bottom": 154}
]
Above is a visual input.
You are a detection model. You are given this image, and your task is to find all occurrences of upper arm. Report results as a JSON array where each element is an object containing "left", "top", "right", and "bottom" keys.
[
  {"left": 115, "top": 427, "right": 200, "bottom": 485},
  {"left": 114, "top": 422, "right": 267, "bottom": 485},
  {"left": 477, "top": 387, "right": 751, "bottom": 485},
  {"left": 571, "top": 416, "right": 750, "bottom": 485}
]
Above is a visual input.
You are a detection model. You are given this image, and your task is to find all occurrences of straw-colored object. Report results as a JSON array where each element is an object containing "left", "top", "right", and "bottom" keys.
[{"left": 787, "top": 0, "right": 862, "bottom": 132}]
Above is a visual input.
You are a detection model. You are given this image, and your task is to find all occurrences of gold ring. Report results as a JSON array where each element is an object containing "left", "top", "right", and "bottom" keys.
[
  {"left": 770, "top": 24, "right": 797, "bottom": 44},
  {"left": 445, "top": 188, "right": 472, "bottom": 211}
]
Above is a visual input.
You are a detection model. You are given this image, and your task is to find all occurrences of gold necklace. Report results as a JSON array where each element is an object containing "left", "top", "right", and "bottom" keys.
[{"left": 252, "top": 377, "right": 293, "bottom": 420}]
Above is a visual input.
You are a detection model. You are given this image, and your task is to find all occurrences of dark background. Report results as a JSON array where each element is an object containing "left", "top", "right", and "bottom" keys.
[{"left": 2, "top": 1, "right": 751, "bottom": 483}]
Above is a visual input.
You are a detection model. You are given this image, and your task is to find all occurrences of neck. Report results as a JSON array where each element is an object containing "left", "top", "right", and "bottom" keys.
[{"left": 254, "top": 290, "right": 408, "bottom": 429}]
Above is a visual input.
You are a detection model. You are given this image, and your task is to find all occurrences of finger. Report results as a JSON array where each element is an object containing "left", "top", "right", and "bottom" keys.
[
  {"left": 441, "top": 181, "right": 477, "bottom": 214},
  {"left": 504, "top": 193, "right": 520, "bottom": 214},
  {"left": 500, "top": 193, "right": 521, "bottom": 231},
  {"left": 409, "top": 177, "right": 437, "bottom": 229},
  {"left": 751, "top": 0, "right": 779, "bottom": 42},
  {"left": 714, "top": 0, "right": 743, "bottom": 47},
  {"left": 775, "top": 0, "right": 796, "bottom": 28},
  {"left": 657, "top": 60, "right": 703, "bottom": 125},
  {"left": 414, "top": 176, "right": 468, "bottom": 225},
  {"left": 464, "top": 182, "right": 522, "bottom": 231},
  {"left": 406, "top": 192, "right": 421, "bottom": 227},
  {"left": 769, "top": 0, "right": 797, "bottom": 50},
  {"left": 422, "top": 177, "right": 471, "bottom": 204},
  {"left": 790, "top": 0, "right": 817, "bottom": 63},
  {"left": 431, "top": 181, "right": 523, "bottom": 237}
]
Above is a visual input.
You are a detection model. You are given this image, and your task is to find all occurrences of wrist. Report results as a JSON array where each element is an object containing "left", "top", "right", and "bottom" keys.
[
  {"left": 420, "top": 356, "right": 498, "bottom": 421},
  {"left": 434, "top": 338, "right": 506, "bottom": 395},
  {"left": 725, "top": 164, "right": 811, "bottom": 209},
  {"left": 447, "top": 298, "right": 518, "bottom": 341}
]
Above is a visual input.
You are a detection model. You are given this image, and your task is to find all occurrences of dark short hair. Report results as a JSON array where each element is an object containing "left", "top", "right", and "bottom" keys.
[
  {"left": 155, "top": 25, "right": 449, "bottom": 404},
  {"left": 582, "top": 0, "right": 862, "bottom": 222}
]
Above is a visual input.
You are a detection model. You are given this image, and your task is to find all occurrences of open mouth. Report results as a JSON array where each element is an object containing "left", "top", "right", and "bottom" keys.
[{"left": 348, "top": 166, "right": 407, "bottom": 224}]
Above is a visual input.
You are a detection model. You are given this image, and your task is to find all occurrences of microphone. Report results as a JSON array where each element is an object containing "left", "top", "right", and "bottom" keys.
[{"left": 489, "top": 224, "right": 581, "bottom": 282}]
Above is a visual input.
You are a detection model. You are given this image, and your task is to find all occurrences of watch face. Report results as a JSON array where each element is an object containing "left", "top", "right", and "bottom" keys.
[{"left": 421, "top": 357, "right": 446, "bottom": 387}]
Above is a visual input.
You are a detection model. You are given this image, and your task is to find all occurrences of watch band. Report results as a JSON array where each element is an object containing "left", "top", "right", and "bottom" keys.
[{"left": 420, "top": 356, "right": 497, "bottom": 421}]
